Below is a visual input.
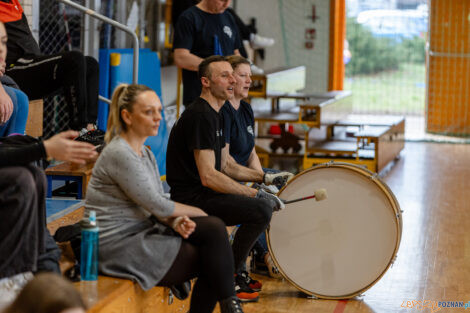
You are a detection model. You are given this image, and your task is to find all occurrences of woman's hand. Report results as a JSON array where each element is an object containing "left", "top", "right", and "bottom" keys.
[
  {"left": 0, "top": 83, "right": 13, "bottom": 125},
  {"left": 171, "top": 216, "right": 196, "bottom": 239},
  {"left": 0, "top": 61, "right": 6, "bottom": 77},
  {"left": 43, "top": 130, "right": 98, "bottom": 164}
]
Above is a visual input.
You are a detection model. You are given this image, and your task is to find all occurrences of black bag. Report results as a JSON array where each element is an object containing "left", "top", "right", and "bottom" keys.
[{"left": 54, "top": 223, "right": 82, "bottom": 282}]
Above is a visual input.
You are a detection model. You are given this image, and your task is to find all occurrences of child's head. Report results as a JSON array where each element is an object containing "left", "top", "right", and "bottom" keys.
[{"left": 4, "top": 273, "right": 86, "bottom": 313}]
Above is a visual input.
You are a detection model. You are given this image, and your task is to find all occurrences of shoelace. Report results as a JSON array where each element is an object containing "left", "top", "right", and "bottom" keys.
[{"left": 240, "top": 271, "right": 253, "bottom": 284}]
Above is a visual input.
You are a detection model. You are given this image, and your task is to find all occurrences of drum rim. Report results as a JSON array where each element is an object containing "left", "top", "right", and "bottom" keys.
[{"left": 267, "top": 161, "right": 403, "bottom": 299}]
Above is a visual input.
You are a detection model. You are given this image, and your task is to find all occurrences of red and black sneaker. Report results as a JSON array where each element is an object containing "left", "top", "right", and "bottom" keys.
[
  {"left": 235, "top": 274, "right": 259, "bottom": 303},
  {"left": 239, "top": 271, "right": 262, "bottom": 292}
]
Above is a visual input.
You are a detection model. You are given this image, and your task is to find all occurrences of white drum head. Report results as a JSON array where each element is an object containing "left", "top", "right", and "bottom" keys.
[{"left": 268, "top": 163, "right": 401, "bottom": 299}]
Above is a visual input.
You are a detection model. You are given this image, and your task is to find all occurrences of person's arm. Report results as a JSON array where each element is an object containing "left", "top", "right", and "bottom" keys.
[
  {"left": 221, "top": 147, "right": 264, "bottom": 182},
  {"left": 221, "top": 144, "right": 293, "bottom": 186},
  {"left": 173, "top": 13, "right": 201, "bottom": 71},
  {"left": 221, "top": 143, "right": 264, "bottom": 176},
  {"left": 0, "top": 138, "right": 46, "bottom": 167},
  {"left": 194, "top": 148, "right": 257, "bottom": 197},
  {"left": 174, "top": 48, "right": 203, "bottom": 72},
  {"left": 0, "top": 83, "right": 13, "bottom": 125},
  {"left": 159, "top": 202, "right": 206, "bottom": 239},
  {"left": 246, "top": 147, "right": 264, "bottom": 173},
  {"left": 171, "top": 202, "right": 207, "bottom": 218},
  {"left": 194, "top": 148, "right": 285, "bottom": 211},
  {"left": 0, "top": 130, "right": 97, "bottom": 167},
  {"left": 104, "top": 144, "right": 203, "bottom": 218},
  {"left": 43, "top": 130, "right": 98, "bottom": 164}
]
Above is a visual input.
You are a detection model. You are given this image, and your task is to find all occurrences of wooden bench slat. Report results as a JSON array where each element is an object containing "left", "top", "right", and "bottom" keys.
[{"left": 25, "top": 100, "right": 43, "bottom": 137}]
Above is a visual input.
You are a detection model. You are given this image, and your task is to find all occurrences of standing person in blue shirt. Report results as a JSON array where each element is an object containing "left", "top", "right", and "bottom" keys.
[{"left": 173, "top": 0, "right": 241, "bottom": 107}]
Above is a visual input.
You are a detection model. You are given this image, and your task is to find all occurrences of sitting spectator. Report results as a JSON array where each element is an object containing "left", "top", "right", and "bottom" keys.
[
  {"left": 0, "top": 21, "right": 28, "bottom": 137},
  {"left": 166, "top": 56, "right": 291, "bottom": 302},
  {"left": 221, "top": 55, "right": 289, "bottom": 278},
  {"left": 3, "top": 273, "right": 86, "bottom": 313},
  {"left": 0, "top": 130, "right": 97, "bottom": 308},
  {"left": 0, "top": 0, "right": 99, "bottom": 132},
  {"left": 85, "top": 84, "right": 244, "bottom": 313}
]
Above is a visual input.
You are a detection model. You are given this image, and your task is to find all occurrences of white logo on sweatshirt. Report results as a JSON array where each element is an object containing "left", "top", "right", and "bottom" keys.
[{"left": 223, "top": 26, "right": 232, "bottom": 38}]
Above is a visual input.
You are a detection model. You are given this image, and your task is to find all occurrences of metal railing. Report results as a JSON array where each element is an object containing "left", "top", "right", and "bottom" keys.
[{"left": 58, "top": 0, "right": 140, "bottom": 84}]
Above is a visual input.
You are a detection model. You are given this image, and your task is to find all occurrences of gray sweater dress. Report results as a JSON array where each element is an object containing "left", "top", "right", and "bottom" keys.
[{"left": 85, "top": 136, "right": 181, "bottom": 290}]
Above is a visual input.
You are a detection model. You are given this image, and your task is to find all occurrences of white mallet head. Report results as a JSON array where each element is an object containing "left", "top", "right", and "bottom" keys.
[{"left": 314, "top": 189, "right": 327, "bottom": 201}]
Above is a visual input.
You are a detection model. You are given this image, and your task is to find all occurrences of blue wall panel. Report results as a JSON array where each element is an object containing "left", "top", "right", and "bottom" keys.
[{"left": 98, "top": 49, "right": 168, "bottom": 175}]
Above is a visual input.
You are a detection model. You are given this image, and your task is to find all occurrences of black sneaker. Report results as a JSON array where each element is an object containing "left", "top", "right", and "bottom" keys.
[
  {"left": 239, "top": 271, "right": 262, "bottom": 292},
  {"left": 234, "top": 274, "right": 259, "bottom": 302},
  {"left": 220, "top": 296, "right": 244, "bottom": 313},
  {"left": 75, "top": 129, "right": 105, "bottom": 146}
]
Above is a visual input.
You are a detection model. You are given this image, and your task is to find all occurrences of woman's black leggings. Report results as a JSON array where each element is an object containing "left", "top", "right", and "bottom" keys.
[{"left": 158, "top": 216, "right": 235, "bottom": 313}]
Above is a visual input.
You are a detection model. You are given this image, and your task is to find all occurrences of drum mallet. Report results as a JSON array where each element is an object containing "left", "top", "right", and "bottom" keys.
[{"left": 282, "top": 189, "right": 327, "bottom": 204}]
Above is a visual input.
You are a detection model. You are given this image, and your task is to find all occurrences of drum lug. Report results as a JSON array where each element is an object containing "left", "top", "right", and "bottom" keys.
[
  {"left": 391, "top": 255, "right": 398, "bottom": 267},
  {"left": 396, "top": 213, "right": 401, "bottom": 219},
  {"left": 326, "top": 161, "right": 334, "bottom": 167},
  {"left": 370, "top": 173, "right": 378, "bottom": 180},
  {"left": 306, "top": 294, "right": 318, "bottom": 299}
]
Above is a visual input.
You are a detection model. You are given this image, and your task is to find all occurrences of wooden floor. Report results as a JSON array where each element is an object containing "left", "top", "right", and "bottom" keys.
[{"left": 239, "top": 142, "right": 470, "bottom": 313}]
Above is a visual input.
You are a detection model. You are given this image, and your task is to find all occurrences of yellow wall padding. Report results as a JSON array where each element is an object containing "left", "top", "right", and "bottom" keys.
[{"left": 427, "top": 0, "right": 470, "bottom": 135}]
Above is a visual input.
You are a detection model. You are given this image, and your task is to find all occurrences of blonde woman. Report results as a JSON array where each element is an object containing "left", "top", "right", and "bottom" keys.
[{"left": 85, "top": 84, "right": 243, "bottom": 313}]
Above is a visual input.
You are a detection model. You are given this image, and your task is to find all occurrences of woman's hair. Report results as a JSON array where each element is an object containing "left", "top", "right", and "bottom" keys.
[
  {"left": 226, "top": 55, "right": 251, "bottom": 71},
  {"left": 3, "top": 273, "right": 86, "bottom": 313},
  {"left": 105, "top": 83, "right": 152, "bottom": 143}
]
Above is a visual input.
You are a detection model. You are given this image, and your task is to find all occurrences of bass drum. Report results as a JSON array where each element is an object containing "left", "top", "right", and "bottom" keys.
[{"left": 267, "top": 162, "right": 402, "bottom": 299}]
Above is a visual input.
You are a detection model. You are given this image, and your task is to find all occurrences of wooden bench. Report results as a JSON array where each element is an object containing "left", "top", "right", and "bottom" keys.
[
  {"left": 75, "top": 277, "right": 190, "bottom": 313},
  {"left": 46, "top": 161, "right": 95, "bottom": 199},
  {"left": 25, "top": 99, "right": 43, "bottom": 137},
  {"left": 46, "top": 199, "right": 85, "bottom": 235},
  {"left": 248, "top": 66, "right": 306, "bottom": 99},
  {"left": 253, "top": 91, "right": 352, "bottom": 128},
  {"left": 46, "top": 199, "right": 193, "bottom": 313},
  {"left": 304, "top": 116, "right": 405, "bottom": 173}
]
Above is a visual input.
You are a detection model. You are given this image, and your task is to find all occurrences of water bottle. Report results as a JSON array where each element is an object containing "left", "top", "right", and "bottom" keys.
[{"left": 80, "top": 210, "right": 99, "bottom": 281}]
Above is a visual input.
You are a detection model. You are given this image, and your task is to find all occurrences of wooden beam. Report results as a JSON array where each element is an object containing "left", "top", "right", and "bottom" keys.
[{"left": 328, "top": 0, "right": 346, "bottom": 91}]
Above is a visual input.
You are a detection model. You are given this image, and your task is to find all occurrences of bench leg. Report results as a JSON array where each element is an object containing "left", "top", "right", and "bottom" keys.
[{"left": 77, "top": 181, "right": 83, "bottom": 199}]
